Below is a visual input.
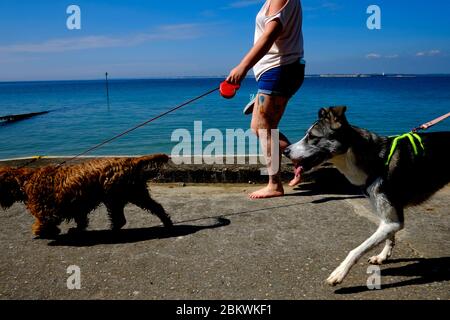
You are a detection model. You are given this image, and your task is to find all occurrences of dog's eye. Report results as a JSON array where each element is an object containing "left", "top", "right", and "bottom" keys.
[{"left": 308, "top": 126, "right": 324, "bottom": 139}]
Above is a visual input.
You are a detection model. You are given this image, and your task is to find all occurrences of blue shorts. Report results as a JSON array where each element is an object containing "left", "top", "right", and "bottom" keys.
[{"left": 257, "top": 59, "right": 305, "bottom": 98}]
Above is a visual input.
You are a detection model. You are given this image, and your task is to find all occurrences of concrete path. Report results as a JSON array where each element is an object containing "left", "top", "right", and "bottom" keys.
[{"left": 0, "top": 183, "right": 449, "bottom": 300}]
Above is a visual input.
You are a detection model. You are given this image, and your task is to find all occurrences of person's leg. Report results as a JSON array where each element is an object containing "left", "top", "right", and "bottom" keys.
[
  {"left": 286, "top": 63, "right": 305, "bottom": 187},
  {"left": 288, "top": 165, "right": 303, "bottom": 187},
  {"left": 249, "top": 93, "right": 289, "bottom": 199},
  {"left": 279, "top": 132, "right": 303, "bottom": 187}
]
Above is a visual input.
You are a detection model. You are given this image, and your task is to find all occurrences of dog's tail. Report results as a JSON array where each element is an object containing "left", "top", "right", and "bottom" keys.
[{"left": 0, "top": 167, "right": 34, "bottom": 210}]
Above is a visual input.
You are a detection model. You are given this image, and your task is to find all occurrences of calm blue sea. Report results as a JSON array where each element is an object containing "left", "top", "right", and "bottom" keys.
[{"left": 1, "top": 77, "right": 449, "bottom": 159}]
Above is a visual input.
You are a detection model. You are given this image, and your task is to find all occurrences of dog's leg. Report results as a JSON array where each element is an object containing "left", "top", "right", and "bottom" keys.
[
  {"left": 32, "top": 219, "right": 45, "bottom": 236},
  {"left": 326, "top": 221, "right": 402, "bottom": 286},
  {"left": 32, "top": 218, "right": 61, "bottom": 239},
  {"left": 76, "top": 215, "right": 89, "bottom": 230},
  {"left": 368, "top": 234, "right": 395, "bottom": 265},
  {"left": 131, "top": 189, "right": 173, "bottom": 227},
  {"left": 105, "top": 201, "right": 127, "bottom": 231},
  {"left": 327, "top": 180, "right": 403, "bottom": 286},
  {"left": 68, "top": 215, "right": 90, "bottom": 234},
  {"left": 75, "top": 215, "right": 89, "bottom": 231}
]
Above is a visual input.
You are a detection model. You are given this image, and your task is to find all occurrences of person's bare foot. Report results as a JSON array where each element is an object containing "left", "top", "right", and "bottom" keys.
[
  {"left": 288, "top": 175, "right": 301, "bottom": 187},
  {"left": 288, "top": 166, "right": 303, "bottom": 187},
  {"left": 249, "top": 183, "right": 284, "bottom": 199}
]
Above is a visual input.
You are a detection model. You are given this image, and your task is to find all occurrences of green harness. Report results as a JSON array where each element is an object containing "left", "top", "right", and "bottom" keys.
[{"left": 385, "top": 132, "right": 425, "bottom": 166}]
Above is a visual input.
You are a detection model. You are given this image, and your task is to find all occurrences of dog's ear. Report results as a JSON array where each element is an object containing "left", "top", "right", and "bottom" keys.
[
  {"left": 327, "top": 106, "right": 348, "bottom": 130},
  {"left": 330, "top": 106, "right": 347, "bottom": 117},
  {"left": 318, "top": 106, "right": 348, "bottom": 130},
  {"left": 318, "top": 108, "right": 328, "bottom": 119}
]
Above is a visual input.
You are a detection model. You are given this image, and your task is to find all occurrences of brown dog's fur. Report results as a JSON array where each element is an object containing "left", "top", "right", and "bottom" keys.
[{"left": 0, "top": 154, "right": 172, "bottom": 238}]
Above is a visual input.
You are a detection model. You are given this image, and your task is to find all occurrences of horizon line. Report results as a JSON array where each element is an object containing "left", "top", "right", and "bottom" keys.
[{"left": 1, "top": 73, "right": 450, "bottom": 83}]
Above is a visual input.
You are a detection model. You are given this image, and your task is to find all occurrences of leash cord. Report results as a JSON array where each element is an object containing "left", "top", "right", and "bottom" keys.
[
  {"left": 412, "top": 111, "right": 450, "bottom": 132},
  {"left": 17, "top": 156, "right": 44, "bottom": 170},
  {"left": 56, "top": 86, "right": 219, "bottom": 167}
]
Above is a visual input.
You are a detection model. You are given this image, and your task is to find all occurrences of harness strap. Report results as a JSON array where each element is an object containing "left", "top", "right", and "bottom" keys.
[
  {"left": 385, "top": 132, "right": 425, "bottom": 166},
  {"left": 411, "top": 132, "right": 425, "bottom": 152}
]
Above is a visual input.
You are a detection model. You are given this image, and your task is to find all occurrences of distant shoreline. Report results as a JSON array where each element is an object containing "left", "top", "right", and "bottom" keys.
[{"left": 1, "top": 74, "right": 450, "bottom": 84}]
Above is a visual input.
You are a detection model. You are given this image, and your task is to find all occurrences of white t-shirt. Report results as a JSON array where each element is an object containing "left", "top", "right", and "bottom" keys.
[{"left": 253, "top": 0, "right": 304, "bottom": 80}]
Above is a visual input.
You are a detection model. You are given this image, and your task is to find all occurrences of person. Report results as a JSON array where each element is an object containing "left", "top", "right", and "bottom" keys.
[{"left": 226, "top": 0, "right": 305, "bottom": 199}]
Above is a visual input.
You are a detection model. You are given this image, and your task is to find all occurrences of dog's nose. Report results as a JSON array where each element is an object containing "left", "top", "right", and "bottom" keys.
[{"left": 283, "top": 147, "right": 291, "bottom": 158}]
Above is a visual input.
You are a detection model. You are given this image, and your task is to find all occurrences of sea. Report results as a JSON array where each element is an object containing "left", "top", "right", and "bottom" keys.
[{"left": 1, "top": 76, "right": 449, "bottom": 159}]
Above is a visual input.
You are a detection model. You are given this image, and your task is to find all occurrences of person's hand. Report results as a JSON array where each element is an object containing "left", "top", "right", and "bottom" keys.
[{"left": 226, "top": 63, "right": 249, "bottom": 85}]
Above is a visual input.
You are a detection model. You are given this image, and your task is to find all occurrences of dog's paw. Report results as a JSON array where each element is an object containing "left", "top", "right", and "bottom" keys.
[
  {"left": 33, "top": 226, "right": 61, "bottom": 239},
  {"left": 34, "top": 232, "right": 60, "bottom": 240},
  {"left": 67, "top": 227, "right": 85, "bottom": 235},
  {"left": 368, "top": 255, "right": 386, "bottom": 265},
  {"left": 326, "top": 267, "right": 347, "bottom": 286}
]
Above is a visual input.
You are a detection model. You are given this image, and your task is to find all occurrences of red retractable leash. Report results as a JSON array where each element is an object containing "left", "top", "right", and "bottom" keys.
[{"left": 219, "top": 81, "right": 241, "bottom": 99}]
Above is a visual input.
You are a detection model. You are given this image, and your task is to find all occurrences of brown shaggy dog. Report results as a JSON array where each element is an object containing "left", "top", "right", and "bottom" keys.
[{"left": 0, "top": 154, "right": 172, "bottom": 238}]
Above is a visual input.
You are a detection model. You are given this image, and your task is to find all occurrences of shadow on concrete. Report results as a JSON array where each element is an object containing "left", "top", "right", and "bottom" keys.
[
  {"left": 285, "top": 180, "right": 365, "bottom": 203},
  {"left": 310, "top": 195, "right": 365, "bottom": 204},
  {"left": 177, "top": 193, "right": 363, "bottom": 226},
  {"left": 177, "top": 194, "right": 363, "bottom": 224},
  {"left": 334, "top": 257, "right": 450, "bottom": 295},
  {"left": 177, "top": 201, "right": 312, "bottom": 225},
  {"left": 291, "top": 180, "right": 363, "bottom": 196},
  {"left": 47, "top": 217, "right": 230, "bottom": 247}
]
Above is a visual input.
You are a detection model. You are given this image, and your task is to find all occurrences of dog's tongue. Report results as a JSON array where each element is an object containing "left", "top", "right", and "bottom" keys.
[{"left": 294, "top": 165, "right": 303, "bottom": 177}]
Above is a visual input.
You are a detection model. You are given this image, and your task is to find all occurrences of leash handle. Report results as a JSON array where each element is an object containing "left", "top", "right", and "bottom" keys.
[
  {"left": 220, "top": 81, "right": 240, "bottom": 99},
  {"left": 413, "top": 111, "right": 450, "bottom": 132}
]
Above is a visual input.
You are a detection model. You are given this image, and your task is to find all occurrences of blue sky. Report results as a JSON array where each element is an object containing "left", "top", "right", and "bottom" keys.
[{"left": 0, "top": 0, "right": 449, "bottom": 81}]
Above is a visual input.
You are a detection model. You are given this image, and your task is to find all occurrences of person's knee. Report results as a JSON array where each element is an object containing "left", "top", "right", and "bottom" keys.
[
  {"left": 251, "top": 111, "right": 267, "bottom": 135},
  {"left": 250, "top": 121, "right": 261, "bottom": 136},
  {"left": 251, "top": 118, "right": 271, "bottom": 137}
]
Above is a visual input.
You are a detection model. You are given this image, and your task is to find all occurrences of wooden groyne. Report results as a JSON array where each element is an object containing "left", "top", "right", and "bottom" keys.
[{"left": 0, "top": 111, "right": 50, "bottom": 124}]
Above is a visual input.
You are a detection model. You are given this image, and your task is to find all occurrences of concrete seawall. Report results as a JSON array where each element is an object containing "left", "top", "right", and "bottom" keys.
[{"left": 0, "top": 155, "right": 355, "bottom": 187}]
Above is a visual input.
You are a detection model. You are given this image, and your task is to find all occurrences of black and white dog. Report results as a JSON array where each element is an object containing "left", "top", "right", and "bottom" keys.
[{"left": 284, "top": 106, "right": 450, "bottom": 286}]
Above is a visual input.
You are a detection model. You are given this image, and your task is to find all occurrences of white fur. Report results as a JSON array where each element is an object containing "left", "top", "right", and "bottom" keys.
[
  {"left": 287, "top": 129, "right": 406, "bottom": 286},
  {"left": 327, "top": 221, "right": 402, "bottom": 286},
  {"left": 329, "top": 149, "right": 368, "bottom": 187},
  {"left": 287, "top": 136, "right": 318, "bottom": 160},
  {"left": 326, "top": 178, "right": 404, "bottom": 286},
  {"left": 368, "top": 235, "right": 395, "bottom": 265}
]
